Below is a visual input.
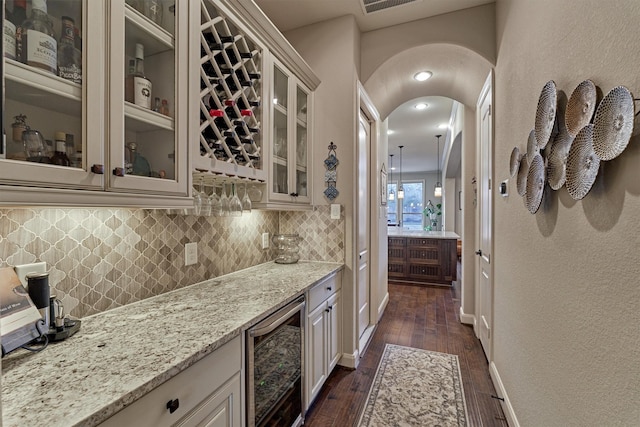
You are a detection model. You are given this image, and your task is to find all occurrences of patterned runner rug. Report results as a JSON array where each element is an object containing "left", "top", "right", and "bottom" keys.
[{"left": 358, "top": 344, "right": 468, "bottom": 426}]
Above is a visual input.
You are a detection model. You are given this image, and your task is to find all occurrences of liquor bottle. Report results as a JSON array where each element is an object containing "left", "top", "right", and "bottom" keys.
[
  {"left": 3, "top": 5, "right": 16, "bottom": 59},
  {"left": 12, "top": 0, "right": 27, "bottom": 59},
  {"left": 50, "top": 132, "right": 70, "bottom": 166},
  {"left": 57, "top": 16, "right": 82, "bottom": 84},
  {"left": 124, "top": 59, "right": 135, "bottom": 102},
  {"left": 126, "top": 43, "right": 152, "bottom": 109},
  {"left": 20, "top": 0, "right": 57, "bottom": 74},
  {"left": 160, "top": 99, "right": 170, "bottom": 116},
  {"left": 153, "top": 97, "right": 161, "bottom": 112}
]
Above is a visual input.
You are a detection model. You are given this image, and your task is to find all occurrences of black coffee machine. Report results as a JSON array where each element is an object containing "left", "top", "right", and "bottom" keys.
[{"left": 26, "top": 272, "right": 81, "bottom": 342}]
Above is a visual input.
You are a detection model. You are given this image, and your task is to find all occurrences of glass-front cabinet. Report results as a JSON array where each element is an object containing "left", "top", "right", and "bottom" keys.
[
  {"left": 270, "top": 58, "right": 311, "bottom": 205},
  {"left": 0, "top": 0, "right": 191, "bottom": 207}
]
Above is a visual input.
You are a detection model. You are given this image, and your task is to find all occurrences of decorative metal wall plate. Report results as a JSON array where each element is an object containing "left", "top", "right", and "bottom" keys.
[
  {"left": 526, "top": 129, "right": 538, "bottom": 162},
  {"left": 516, "top": 153, "right": 530, "bottom": 196},
  {"left": 546, "top": 129, "right": 574, "bottom": 190},
  {"left": 324, "top": 142, "right": 339, "bottom": 201},
  {"left": 592, "top": 85, "right": 635, "bottom": 161},
  {"left": 565, "top": 79, "right": 597, "bottom": 137},
  {"left": 566, "top": 124, "right": 600, "bottom": 200},
  {"left": 525, "top": 153, "right": 545, "bottom": 214},
  {"left": 535, "top": 80, "right": 558, "bottom": 150},
  {"left": 509, "top": 146, "right": 521, "bottom": 177}
]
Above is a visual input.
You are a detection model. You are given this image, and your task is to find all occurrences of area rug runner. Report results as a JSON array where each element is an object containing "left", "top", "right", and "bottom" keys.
[{"left": 358, "top": 344, "right": 468, "bottom": 426}]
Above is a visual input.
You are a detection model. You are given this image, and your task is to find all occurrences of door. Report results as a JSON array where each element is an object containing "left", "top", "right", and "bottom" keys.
[
  {"left": 477, "top": 73, "right": 493, "bottom": 361},
  {"left": 357, "top": 111, "right": 371, "bottom": 341}
]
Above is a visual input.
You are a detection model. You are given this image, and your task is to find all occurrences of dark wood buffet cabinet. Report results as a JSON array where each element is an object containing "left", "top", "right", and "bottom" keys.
[{"left": 388, "top": 232, "right": 459, "bottom": 285}]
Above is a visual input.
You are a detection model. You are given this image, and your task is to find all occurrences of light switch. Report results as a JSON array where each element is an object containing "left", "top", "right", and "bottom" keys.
[
  {"left": 330, "top": 204, "right": 341, "bottom": 219},
  {"left": 185, "top": 242, "right": 198, "bottom": 266},
  {"left": 262, "top": 233, "right": 270, "bottom": 249}
]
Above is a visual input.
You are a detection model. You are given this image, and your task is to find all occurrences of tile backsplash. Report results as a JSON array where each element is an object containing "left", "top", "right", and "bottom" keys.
[{"left": 0, "top": 205, "right": 343, "bottom": 318}]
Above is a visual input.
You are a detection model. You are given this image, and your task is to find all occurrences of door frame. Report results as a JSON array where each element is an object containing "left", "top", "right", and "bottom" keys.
[{"left": 475, "top": 71, "right": 494, "bottom": 361}]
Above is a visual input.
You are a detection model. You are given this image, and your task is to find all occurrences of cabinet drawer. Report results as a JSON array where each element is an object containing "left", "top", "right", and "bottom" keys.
[
  {"left": 407, "top": 238, "right": 438, "bottom": 248},
  {"left": 308, "top": 273, "right": 341, "bottom": 311},
  {"left": 407, "top": 248, "right": 439, "bottom": 264},
  {"left": 388, "top": 247, "right": 405, "bottom": 260},
  {"left": 100, "top": 336, "right": 241, "bottom": 427},
  {"left": 388, "top": 263, "right": 406, "bottom": 278},
  {"left": 408, "top": 264, "right": 440, "bottom": 280},
  {"left": 388, "top": 237, "right": 406, "bottom": 247}
]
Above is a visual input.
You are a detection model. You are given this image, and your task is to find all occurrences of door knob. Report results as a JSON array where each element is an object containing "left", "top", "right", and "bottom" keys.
[{"left": 475, "top": 249, "right": 482, "bottom": 256}]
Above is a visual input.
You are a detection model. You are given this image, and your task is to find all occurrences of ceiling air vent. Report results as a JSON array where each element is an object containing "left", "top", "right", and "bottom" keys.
[{"left": 360, "top": 0, "right": 422, "bottom": 14}]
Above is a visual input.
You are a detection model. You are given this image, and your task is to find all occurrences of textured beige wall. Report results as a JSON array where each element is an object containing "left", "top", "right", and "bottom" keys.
[{"left": 494, "top": 0, "right": 640, "bottom": 425}]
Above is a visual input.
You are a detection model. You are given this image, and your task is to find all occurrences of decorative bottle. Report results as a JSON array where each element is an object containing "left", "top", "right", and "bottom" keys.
[
  {"left": 57, "top": 16, "right": 81, "bottom": 84},
  {"left": 12, "top": 0, "right": 27, "bottom": 59},
  {"left": 3, "top": 5, "right": 16, "bottom": 59},
  {"left": 50, "top": 131, "right": 70, "bottom": 166},
  {"left": 20, "top": 0, "right": 57, "bottom": 74},
  {"left": 125, "top": 43, "right": 152, "bottom": 109}
]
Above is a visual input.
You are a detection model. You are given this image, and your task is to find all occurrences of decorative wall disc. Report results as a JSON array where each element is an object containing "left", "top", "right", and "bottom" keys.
[
  {"left": 546, "top": 128, "right": 574, "bottom": 190},
  {"left": 565, "top": 79, "right": 597, "bottom": 137},
  {"left": 566, "top": 124, "right": 600, "bottom": 200},
  {"left": 516, "top": 153, "right": 530, "bottom": 196},
  {"left": 526, "top": 129, "right": 538, "bottom": 162},
  {"left": 509, "top": 146, "right": 521, "bottom": 177},
  {"left": 592, "top": 85, "right": 635, "bottom": 161},
  {"left": 535, "top": 80, "right": 558, "bottom": 150},
  {"left": 525, "top": 153, "right": 545, "bottom": 214}
]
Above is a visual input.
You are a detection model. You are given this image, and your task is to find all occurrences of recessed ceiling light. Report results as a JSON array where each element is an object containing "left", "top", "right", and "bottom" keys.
[
  {"left": 438, "top": 123, "right": 449, "bottom": 129},
  {"left": 414, "top": 71, "right": 433, "bottom": 81},
  {"left": 415, "top": 103, "right": 428, "bottom": 110}
]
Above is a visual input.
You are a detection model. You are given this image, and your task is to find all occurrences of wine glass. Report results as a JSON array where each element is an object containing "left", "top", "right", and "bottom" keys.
[
  {"left": 210, "top": 182, "right": 222, "bottom": 217},
  {"left": 192, "top": 177, "right": 204, "bottom": 215},
  {"left": 242, "top": 182, "right": 252, "bottom": 212},
  {"left": 219, "top": 182, "right": 230, "bottom": 216},
  {"left": 229, "top": 183, "right": 243, "bottom": 216},
  {"left": 200, "top": 181, "right": 212, "bottom": 216}
]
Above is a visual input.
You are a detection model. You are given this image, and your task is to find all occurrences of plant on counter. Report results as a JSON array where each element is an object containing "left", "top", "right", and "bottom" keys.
[{"left": 423, "top": 199, "right": 441, "bottom": 231}]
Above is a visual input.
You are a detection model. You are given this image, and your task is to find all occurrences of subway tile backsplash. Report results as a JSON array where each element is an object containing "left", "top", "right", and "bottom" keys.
[{"left": 0, "top": 206, "right": 343, "bottom": 318}]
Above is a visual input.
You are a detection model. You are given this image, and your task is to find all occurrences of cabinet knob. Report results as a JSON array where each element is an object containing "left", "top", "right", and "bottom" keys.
[
  {"left": 328, "top": 305, "right": 333, "bottom": 310},
  {"left": 289, "top": 192, "right": 299, "bottom": 197},
  {"left": 91, "top": 164, "right": 104, "bottom": 174},
  {"left": 166, "top": 398, "right": 180, "bottom": 414},
  {"left": 475, "top": 249, "right": 482, "bottom": 256},
  {"left": 327, "top": 287, "right": 332, "bottom": 291},
  {"left": 113, "top": 167, "right": 125, "bottom": 177},
  {"left": 325, "top": 308, "right": 330, "bottom": 313}
]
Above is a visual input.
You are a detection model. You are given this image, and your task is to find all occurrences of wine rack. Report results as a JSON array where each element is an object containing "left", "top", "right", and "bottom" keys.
[{"left": 198, "top": 0, "right": 264, "bottom": 180}]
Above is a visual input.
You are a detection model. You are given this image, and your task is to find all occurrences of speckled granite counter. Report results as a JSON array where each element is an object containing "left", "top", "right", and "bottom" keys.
[
  {"left": 387, "top": 229, "right": 460, "bottom": 239},
  {"left": 1, "top": 261, "right": 343, "bottom": 427}
]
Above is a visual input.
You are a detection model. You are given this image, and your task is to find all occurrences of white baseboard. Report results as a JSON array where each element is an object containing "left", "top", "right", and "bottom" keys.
[
  {"left": 489, "top": 361, "right": 520, "bottom": 427},
  {"left": 339, "top": 349, "right": 359, "bottom": 369},
  {"left": 459, "top": 306, "right": 476, "bottom": 326},
  {"left": 377, "top": 292, "right": 389, "bottom": 322}
]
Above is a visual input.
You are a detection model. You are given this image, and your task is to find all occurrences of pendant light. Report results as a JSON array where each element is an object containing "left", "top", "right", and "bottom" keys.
[
  {"left": 397, "top": 145, "right": 405, "bottom": 199},
  {"left": 434, "top": 135, "right": 442, "bottom": 197},
  {"left": 388, "top": 154, "right": 395, "bottom": 201}
]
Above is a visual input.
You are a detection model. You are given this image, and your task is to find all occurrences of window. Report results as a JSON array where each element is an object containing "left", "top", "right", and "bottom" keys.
[{"left": 387, "top": 180, "right": 424, "bottom": 230}]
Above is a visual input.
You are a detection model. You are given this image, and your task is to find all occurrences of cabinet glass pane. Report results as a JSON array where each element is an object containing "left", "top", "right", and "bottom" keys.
[
  {"left": 273, "top": 65, "right": 288, "bottom": 195},
  {"left": 295, "top": 86, "right": 307, "bottom": 197},
  {"left": 123, "top": 0, "right": 175, "bottom": 180},
  {"left": 3, "top": 0, "right": 84, "bottom": 169}
]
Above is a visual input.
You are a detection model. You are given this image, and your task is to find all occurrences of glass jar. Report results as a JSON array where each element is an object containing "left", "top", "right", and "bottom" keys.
[{"left": 272, "top": 234, "right": 302, "bottom": 264}]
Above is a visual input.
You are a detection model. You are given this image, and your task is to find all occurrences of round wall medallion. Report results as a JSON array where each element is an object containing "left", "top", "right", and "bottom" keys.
[
  {"left": 592, "top": 85, "right": 635, "bottom": 161},
  {"left": 566, "top": 124, "right": 600, "bottom": 200},
  {"left": 509, "top": 146, "right": 521, "bottom": 177},
  {"left": 547, "top": 128, "right": 574, "bottom": 190},
  {"left": 565, "top": 79, "right": 597, "bottom": 138},
  {"left": 535, "top": 80, "right": 558, "bottom": 150},
  {"left": 526, "top": 129, "right": 538, "bottom": 163},
  {"left": 525, "top": 153, "right": 545, "bottom": 214},
  {"left": 516, "top": 153, "right": 530, "bottom": 196}
]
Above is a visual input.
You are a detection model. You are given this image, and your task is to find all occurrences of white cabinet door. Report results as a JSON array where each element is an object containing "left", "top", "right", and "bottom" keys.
[
  {"left": 307, "top": 302, "right": 327, "bottom": 404},
  {"left": 176, "top": 373, "right": 242, "bottom": 427},
  {"left": 327, "top": 290, "right": 341, "bottom": 371}
]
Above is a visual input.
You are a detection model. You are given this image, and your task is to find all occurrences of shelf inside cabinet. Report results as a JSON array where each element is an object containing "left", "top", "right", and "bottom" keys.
[
  {"left": 4, "top": 59, "right": 82, "bottom": 117},
  {"left": 125, "top": 102, "right": 174, "bottom": 132},
  {"left": 125, "top": 6, "right": 174, "bottom": 55}
]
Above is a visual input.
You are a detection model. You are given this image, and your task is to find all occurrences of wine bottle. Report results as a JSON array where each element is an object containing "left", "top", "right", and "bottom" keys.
[
  {"left": 57, "top": 16, "right": 82, "bottom": 84},
  {"left": 3, "top": 5, "right": 16, "bottom": 59},
  {"left": 50, "top": 132, "right": 70, "bottom": 166},
  {"left": 235, "top": 123, "right": 259, "bottom": 136},
  {"left": 20, "top": 0, "right": 57, "bottom": 74},
  {"left": 12, "top": 0, "right": 26, "bottom": 60},
  {"left": 126, "top": 43, "right": 152, "bottom": 109},
  {"left": 237, "top": 97, "right": 261, "bottom": 109}
]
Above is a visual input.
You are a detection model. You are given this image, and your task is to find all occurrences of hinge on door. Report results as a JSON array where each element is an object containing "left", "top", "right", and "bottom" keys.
[{"left": 488, "top": 178, "right": 491, "bottom": 190}]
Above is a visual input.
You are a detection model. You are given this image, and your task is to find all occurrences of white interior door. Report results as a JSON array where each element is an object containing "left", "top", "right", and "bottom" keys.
[
  {"left": 357, "top": 111, "right": 371, "bottom": 341},
  {"left": 477, "top": 74, "right": 493, "bottom": 361}
]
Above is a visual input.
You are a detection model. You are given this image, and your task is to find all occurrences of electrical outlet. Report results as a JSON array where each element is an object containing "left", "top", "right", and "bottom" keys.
[
  {"left": 262, "top": 233, "right": 270, "bottom": 249},
  {"left": 331, "top": 204, "right": 341, "bottom": 219},
  {"left": 185, "top": 242, "right": 198, "bottom": 266}
]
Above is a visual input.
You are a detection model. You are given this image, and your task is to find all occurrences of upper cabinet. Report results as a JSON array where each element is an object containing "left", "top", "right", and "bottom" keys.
[
  {"left": 195, "top": 0, "right": 319, "bottom": 210},
  {"left": 0, "top": 0, "right": 192, "bottom": 207}
]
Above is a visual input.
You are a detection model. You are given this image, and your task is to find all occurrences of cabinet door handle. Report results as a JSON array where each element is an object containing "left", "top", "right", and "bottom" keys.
[
  {"left": 325, "top": 308, "right": 330, "bottom": 313},
  {"left": 475, "top": 249, "right": 482, "bottom": 256},
  {"left": 326, "top": 286, "right": 332, "bottom": 291},
  {"left": 113, "top": 167, "right": 125, "bottom": 177},
  {"left": 289, "top": 192, "right": 299, "bottom": 197},
  {"left": 90, "top": 164, "right": 104, "bottom": 174},
  {"left": 328, "top": 305, "right": 333, "bottom": 310},
  {"left": 166, "top": 398, "right": 180, "bottom": 414}
]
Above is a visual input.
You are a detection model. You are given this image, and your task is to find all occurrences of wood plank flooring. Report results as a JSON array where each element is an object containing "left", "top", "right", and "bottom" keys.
[{"left": 303, "top": 276, "right": 508, "bottom": 427}]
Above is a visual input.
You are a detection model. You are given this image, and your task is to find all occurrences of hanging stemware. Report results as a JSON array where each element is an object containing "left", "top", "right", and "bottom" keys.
[
  {"left": 210, "top": 182, "right": 222, "bottom": 217},
  {"left": 219, "top": 182, "right": 230, "bottom": 216},
  {"left": 229, "top": 183, "right": 243, "bottom": 216},
  {"left": 242, "top": 182, "right": 252, "bottom": 212}
]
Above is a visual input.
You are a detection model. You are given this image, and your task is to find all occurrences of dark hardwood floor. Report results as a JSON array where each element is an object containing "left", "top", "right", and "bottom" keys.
[{"left": 303, "top": 273, "right": 508, "bottom": 427}]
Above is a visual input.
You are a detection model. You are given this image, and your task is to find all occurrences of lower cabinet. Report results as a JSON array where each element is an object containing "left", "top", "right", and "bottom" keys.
[
  {"left": 100, "top": 336, "right": 242, "bottom": 427},
  {"left": 387, "top": 237, "right": 458, "bottom": 285},
  {"left": 306, "top": 273, "right": 342, "bottom": 409}
]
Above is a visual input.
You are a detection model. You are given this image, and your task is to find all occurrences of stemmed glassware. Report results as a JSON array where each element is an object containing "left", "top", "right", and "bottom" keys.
[
  {"left": 210, "top": 182, "right": 222, "bottom": 217},
  {"left": 219, "top": 182, "right": 230, "bottom": 216},
  {"left": 229, "top": 183, "right": 243, "bottom": 216},
  {"left": 192, "top": 177, "right": 204, "bottom": 215},
  {"left": 242, "top": 182, "right": 252, "bottom": 212}
]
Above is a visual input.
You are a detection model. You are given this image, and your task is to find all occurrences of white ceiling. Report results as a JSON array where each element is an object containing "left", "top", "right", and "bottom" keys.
[{"left": 254, "top": 0, "right": 493, "bottom": 173}]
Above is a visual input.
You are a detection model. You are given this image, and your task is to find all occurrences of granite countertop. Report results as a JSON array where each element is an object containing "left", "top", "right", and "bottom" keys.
[
  {"left": 1, "top": 261, "right": 343, "bottom": 427},
  {"left": 387, "top": 228, "right": 460, "bottom": 239}
]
